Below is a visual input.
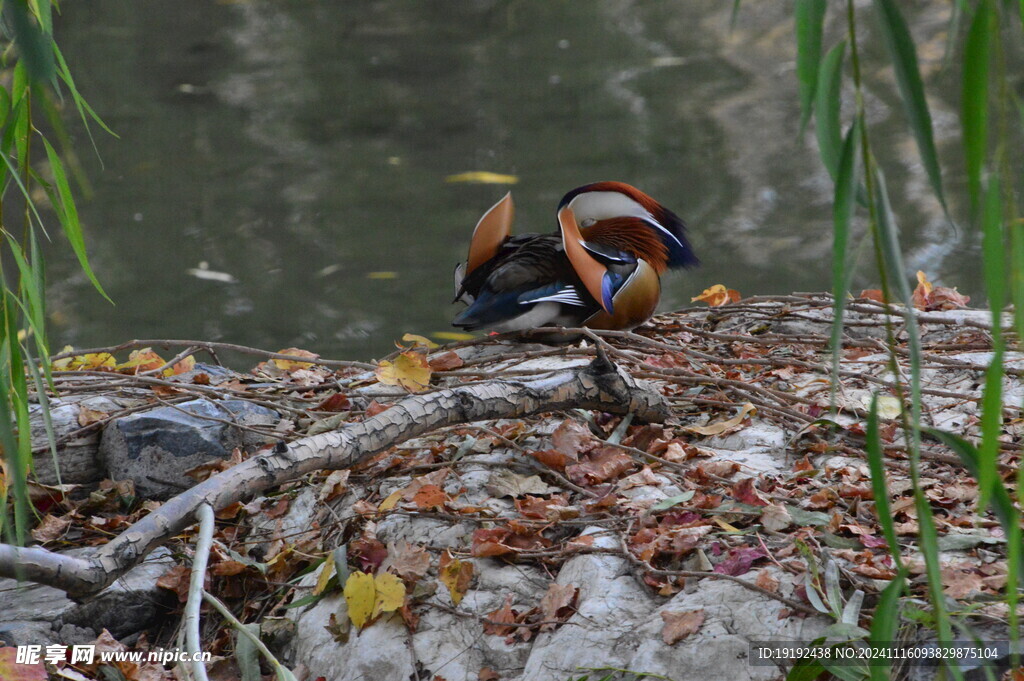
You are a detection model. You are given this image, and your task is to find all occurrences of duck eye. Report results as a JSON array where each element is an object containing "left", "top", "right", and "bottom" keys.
[{"left": 580, "top": 218, "right": 596, "bottom": 228}]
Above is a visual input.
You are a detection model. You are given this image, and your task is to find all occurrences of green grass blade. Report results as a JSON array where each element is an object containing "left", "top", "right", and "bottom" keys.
[
  {"left": 868, "top": 569, "right": 906, "bottom": 681},
  {"left": 41, "top": 137, "right": 110, "bottom": 301},
  {"left": 815, "top": 41, "right": 846, "bottom": 179},
  {"left": 977, "top": 174, "right": 1004, "bottom": 512},
  {"left": 830, "top": 119, "right": 860, "bottom": 408},
  {"left": 961, "top": 0, "right": 992, "bottom": 215},
  {"left": 795, "top": 0, "right": 828, "bottom": 135},
  {"left": 729, "top": 0, "right": 742, "bottom": 30},
  {"left": 872, "top": 0, "right": 948, "bottom": 216},
  {"left": 865, "top": 395, "right": 903, "bottom": 569}
]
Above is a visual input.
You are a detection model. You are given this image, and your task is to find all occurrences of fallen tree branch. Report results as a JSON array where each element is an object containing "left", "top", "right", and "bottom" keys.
[{"left": 0, "top": 351, "right": 669, "bottom": 597}]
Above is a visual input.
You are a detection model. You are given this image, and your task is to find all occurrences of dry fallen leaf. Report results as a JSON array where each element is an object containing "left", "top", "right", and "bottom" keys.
[
  {"left": 30, "top": 514, "right": 71, "bottom": 543},
  {"left": 272, "top": 347, "right": 319, "bottom": 371},
  {"left": 661, "top": 608, "right": 705, "bottom": 644},
  {"left": 376, "top": 351, "right": 432, "bottom": 392},
  {"left": 684, "top": 403, "right": 756, "bottom": 436},
  {"left": 439, "top": 550, "right": 474, "bottom": 606},
  {"left": 486, "top": 470, "right": 558, "bottom": 498},
  {"left": 691, "top": 284, "right": 741, "bottom": 307}
]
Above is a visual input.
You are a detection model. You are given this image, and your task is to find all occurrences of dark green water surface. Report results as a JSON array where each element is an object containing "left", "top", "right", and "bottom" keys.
[{"left": 43, "top": 1, "right": 988, "bottom": 363}]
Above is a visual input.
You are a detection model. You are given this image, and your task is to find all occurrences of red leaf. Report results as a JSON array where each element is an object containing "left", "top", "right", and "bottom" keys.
[{"left": 713, "top": 546, "right": 768, "bottom": 576}]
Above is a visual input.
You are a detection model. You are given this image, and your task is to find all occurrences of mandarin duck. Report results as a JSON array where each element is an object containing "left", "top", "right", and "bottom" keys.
[{"left": 452, "top": 181, "right": 697, "bottom": 333}]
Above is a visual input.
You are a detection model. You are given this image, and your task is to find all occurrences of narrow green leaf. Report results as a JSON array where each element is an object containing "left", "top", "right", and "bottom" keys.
[
  {"left": 961, "top": 0, "right": 991, "bottom": 215},
  {"left": 5, "top": 0, "right": 56, "bottom": 83},
  {"left": 977, "top": 174, "right": 1004, "bottom": 512},
  {"left": 830, "top": 119, "right": 860, "bottom": 408},
  {"left": 235, "top": 623, "right": 262, "bottom": 681},
  {"left": 785, "top": 656, "right": 826, "bottom": 681},
  {"left": 815, "top": 41, "right": 846, "bottom": 178},
  {"left": 41, "top": 137, "right": 110, "bottom": 301},
  {"left": 729, "top": 0, "right": 742, "bottom": 30},
  {"left": 795, "top": 0, "right": 828, "bottom": 135},
  {"left": 868, "top": 570, "right": 906, "bottom": 681},
  {"left": 865, "top": 395, "right": 903, "bottom": 569},
  {"left": 872, "top": 0, "right": 948, "bottom": 215}
]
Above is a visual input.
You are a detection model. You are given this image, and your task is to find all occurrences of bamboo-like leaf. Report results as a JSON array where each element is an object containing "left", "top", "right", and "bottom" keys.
[
  {"left": 816, "top": 41, "right": 846, "bottom": 178},
  {"left": 961, "top": 0, "right": 991, "bottom": 214},
  {"left": 41, "top": 137, "right": 110, "bottom": 301},
  {"left": 5, "top": 0, "right": 56, "bottom": 83},
  {"left": 872, "top": 0, "right": 948, "bottom": 215},
  {"left": 977, "top": 174, "right": 1004, "bottom": 512},
  {"left": 865, "top": 395, "right": 903, "bottom": 568},
  {"left": 795, "top": 0, "right": 828, "bottom": 135},
  {"left": 830, "top": 120, "right": 860, "bottom": 407},
  {"left": 868, "top": 570, "right": 906, "bottom": 681}
]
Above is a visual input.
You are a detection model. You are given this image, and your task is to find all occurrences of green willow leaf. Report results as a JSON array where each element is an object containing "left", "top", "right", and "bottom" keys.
[
  {"left": 5, "top": 0, "right": 56, "bottom": 83},
  {"left": 977, "top": 174, "right": 1004, "bottom": 512},
  {"left": 815, "top": 41, "right": 846, "bottom": 178},
  {"left": 830, "top": 119, "right": 859, "bottom": 407},
  {"left": 961, "top": 0, "right": 991, "bottom": 215},
  {"left": 868, "top": 570, "right": 906, "bottom": 681},
  {"left": 795, "top": 0, "right": 828, "bottom": 135},
  {"left": 41, "top": 137, "right": 110, "bottom": 301},
  {"left": 872, "top": 0, "right": 948, "bottom": 215},
  {"left": 865, "top": 395, "right": 902, "bottom": 569}
]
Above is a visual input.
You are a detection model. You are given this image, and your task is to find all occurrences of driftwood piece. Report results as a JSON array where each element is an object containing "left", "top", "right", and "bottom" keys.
[{"left": 0, "top": 351, "right": 669, "bottom": 597}]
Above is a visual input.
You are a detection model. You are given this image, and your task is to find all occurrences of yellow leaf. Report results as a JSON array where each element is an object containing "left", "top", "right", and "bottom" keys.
[
  {"left": 378, "top": 489, "right": 403, "bottom": 512},
  {"left": 444, "top": 171, "right": 519, "bottom": 185},
  {"left": 81, "top": 352, "right": 117, "bottom": 371},
  {"left": 171, "top": 355, "right": 197, "bottom": 375},
  {"left": 432, "top": 331, "right": 475, "bottom": 342},
  {"left": 401, "top": 333, "right": 439, "bottom": 349},
  {"left": 691, "top": 284, "right": 741, "bottom": 307},
  {"left": 314, "top": 552, "right": 336, "bottom": 596},
  {"left": 52, "top": 345, "right": 76, "bottom": 371},
  {"left": 684, "top": 402, "right": 756, "bottom": 436},
  {"left": 376, "top": 351, "right": 432, "bottom": 392},
  {"left": 343, "top": 571, "right": 376, "bottom": 629},
  {"left": 915, "top": 270, "right": 933, "bottom": 294},
  {"left": 371, "top": 572, "right": 407, "bottom": 619},
  {"left": 439, "top": 554, "right": 474, "bottom": 606},
  {"left": 273, "top": 347, "right": 319, "bottom": 371},
  {"left": 713, "top": 517, "right": 742, "bottom": 533},
  {"left": 117, "top": 348, "right": 165, "bottom": 374},
  {"left": 367, "top": 271, "right": 398, "bottom": 279}
]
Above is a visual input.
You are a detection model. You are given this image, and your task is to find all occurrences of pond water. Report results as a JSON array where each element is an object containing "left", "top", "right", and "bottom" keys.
[{"left": 45, "top": 1, "right": 991, "bottom": 363}]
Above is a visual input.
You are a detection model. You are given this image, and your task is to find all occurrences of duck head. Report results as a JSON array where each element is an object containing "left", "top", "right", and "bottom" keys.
[{"left": 557, "top": 181, "right": 698, "bottom": 271}]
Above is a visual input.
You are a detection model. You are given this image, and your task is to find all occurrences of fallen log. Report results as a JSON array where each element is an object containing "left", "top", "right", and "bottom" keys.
[{"left": 0, "top": 349, "right": 669, "bottom": 597}]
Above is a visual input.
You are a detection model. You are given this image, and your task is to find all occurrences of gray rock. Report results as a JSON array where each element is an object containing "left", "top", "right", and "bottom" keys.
[
  {"left": 30, "top": 396, "right": 134, "bottom": 486},
  {"left": 100, "top": 398, "right": 278, "bottom": 499},
  {"left": 0, "top": 620, "right": 57, "bottom": 648},
  {"left": 60, "top": 548, "right": 177, "bottom": 638},
  {"left": 0, "top": 548, "right": 175, "bottom": 641}
]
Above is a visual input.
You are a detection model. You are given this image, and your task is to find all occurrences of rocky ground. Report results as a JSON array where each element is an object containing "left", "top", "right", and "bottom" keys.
[{"left": 2, "top": 292, "right": 1021, "bottom": 681}]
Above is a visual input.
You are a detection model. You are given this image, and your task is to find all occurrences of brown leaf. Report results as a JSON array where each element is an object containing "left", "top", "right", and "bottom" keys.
[
  {"left": 661, "top": 608, "right": 705, "bottom": 644},
  {"left": 858, "top": 289, "right": 885, "bottom": 302},
  {"left": 538, "top": 583, "right": 578, "bottom": 631},
  {"left": 755, "top": 569, "right": 780, "bottom": 593},
  {"left": 156, "top": 565, "right": 193, "bottom": 603},
  {"left": 483, "top": 594, "right": 519, "bottom": 636},
  {"left": 478, "top": 668, "right": 500, "bottom": 681},
  {"left": 684, "top": 403, "right": 756, "bottom": 436},
  {"left": 428, "top": 351, "right": 464, "bottom": 371},
  {"left": 529, "top": 448, "right": 570, "bottom": 469},
  {"left": 317, "top": 470, "right": 351, "bottom": 503},
  {"left": 730, "top": 477, "right": 770, "bottom": 507},
  {"left": 551, "top": 419, "right": 594, "bottom": 459},
  {"left": 314, "top": 393, "right": 351, "bottom": 412},
  {"left": 77, "top": 405, "right": 109, "bottom": 427},
  {"left": 210, "top": 559, "right": 249, "bottom": 577},
  {"left": 30, "top": 514, "right": 71, "bottom": 543},
  {"left": 566, "top": 446, "right": 635, "bottom": 485},
  {"left": 412, "top": 484, "right": 449, "bottom": 510},
  {"left": 365, "top": 400, "right": 389, "bottom": 417},
  {"left": 385, "top": 540, "right": 432, "bottom": 582}
]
